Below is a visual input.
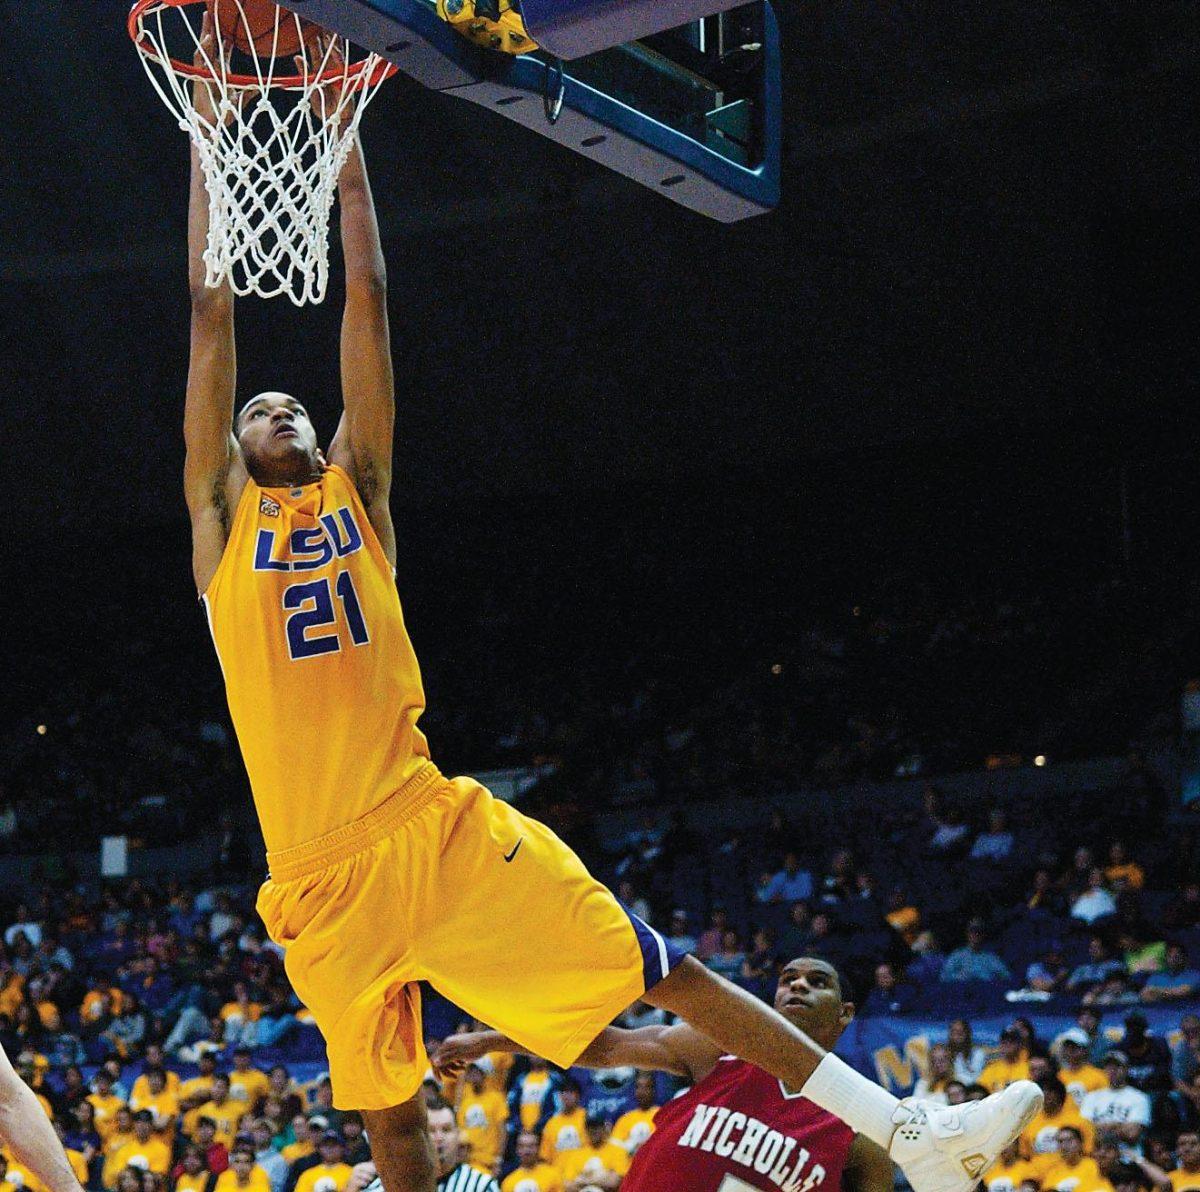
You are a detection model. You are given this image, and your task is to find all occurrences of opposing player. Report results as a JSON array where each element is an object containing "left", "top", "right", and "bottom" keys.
[
  {"left": 0, "top": 1042, "right": 86, "bottom": 1192},
  {"left": 181, "top": 15, "right": 1040, "bottom": 1192},
  {"left": 439, "top": 958, "right": 901, "bottom": 1192}
]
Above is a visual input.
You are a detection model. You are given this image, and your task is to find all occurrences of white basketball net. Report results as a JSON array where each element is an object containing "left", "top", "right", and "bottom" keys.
[{"left": 132, "top": 2, "right": 393, "bottom": 305}]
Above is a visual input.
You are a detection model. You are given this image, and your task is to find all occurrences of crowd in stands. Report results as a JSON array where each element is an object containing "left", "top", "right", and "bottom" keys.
[{"left": 2, "top": 766, "right": 1200, "bottom": 1190}]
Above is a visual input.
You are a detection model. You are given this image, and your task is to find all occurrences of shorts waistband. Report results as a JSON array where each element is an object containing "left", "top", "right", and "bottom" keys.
[{"left": 266, "top": 762, "right": 448, "bottom": 882}]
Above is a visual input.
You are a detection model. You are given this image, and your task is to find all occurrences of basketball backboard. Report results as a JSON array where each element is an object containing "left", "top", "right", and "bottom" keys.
[{"left": 276, "top": 0, "right": 780, "bottom": 221}]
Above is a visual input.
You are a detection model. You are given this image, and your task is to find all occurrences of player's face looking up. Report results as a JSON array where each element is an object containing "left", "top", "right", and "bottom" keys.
[
  {"left": 236, "top": 392, "right": 323, "bottom": 485},
  {"left": 773, "top": 958, "right": 854, "bottom": 1049}
]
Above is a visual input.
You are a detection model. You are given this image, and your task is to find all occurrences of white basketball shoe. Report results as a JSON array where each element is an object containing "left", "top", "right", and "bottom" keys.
[{"left": 889, "top": 1081, "right": 1043, "bottom": 1192}]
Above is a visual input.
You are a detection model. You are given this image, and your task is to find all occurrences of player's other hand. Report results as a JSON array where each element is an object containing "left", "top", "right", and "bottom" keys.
[{"left": 433, "top": 1032, "right": 492, "bottom": 1078}]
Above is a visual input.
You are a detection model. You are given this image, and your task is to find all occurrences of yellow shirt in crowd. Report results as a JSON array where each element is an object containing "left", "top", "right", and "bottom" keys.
[
  {"left": 196, "top": 1098, "right": 245, "bottom": 1148},
  {"left": 611, "top": 1107, "right": 658, "bottom": 1154},
  {"left": 214, "top": 1166, "right": 272, "bottom": 1192},
  {"left": 88, "top": 1093, "right": 127, "bottom": 1140},
  {"left": 1022, "top": 1106, "right": 1095, "bottom": 1174},
  {"left": 1169, "top": 1170, "right": 1200, "bottom": 1192},
  {"left": 978, "top": 1058, "right": 1032, "bottom": 1093},
  {"left": 985, "top": 1157, "right": 1041, "bottom": 1192},
  {"left": 1060, "top": 1065, "right": 1108, "bottom": 1106},
  {"left": 540, "top": 1109, "right": 587, "bottom": 1163},
  {"left": 1040, "top": 1156, "right": 1109, "bottom": 1192},
  {"left": 556, "top": 1143, "right": 630, "bottom": 1183},
  {"left": 131, "top": 1091, "right": 180, "bottom": 1139},
  {"left": 280, "top": 1141, "right": 314, "bottom": 1166},
  {"left": 458, "top": 1089, "right": 509, "bottom": 1170},
  {"left": 105, "top": 1136, "right": 172, "bottom": 1187},
  {"left": 293, "top": 1162, "right": 353, "bottom": 1192},
  {"left": 131, "top": 1071, "right": 181, "bottom": 1102},
  {"left": 517, "top": 1073, "right": 554, "bottom": 1131},
  {"left": 501, "top": 1164, "right": 564, "bottom": 1192},
  {"left": 229, "top": 1068, "right": 271, "bottom": 1109}
]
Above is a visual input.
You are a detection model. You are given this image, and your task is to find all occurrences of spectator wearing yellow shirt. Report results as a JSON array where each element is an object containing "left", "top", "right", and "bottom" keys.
[
  {"left": 178, "top": 1054, "right": 219, "bottom": 1140},
  {"left": 986, "top": 1140, "right": 1041, "bottom": 1192},
  {"left": 539, "top": 1080, "right": 586, "bottom": 1166},
  {"left": 228, "top": 1050, "right": 270, "bottom": 1114},
  {"left": 979, "top": 1030, "right": 1033, "bottom": 1093},
  {"left": 610, "top": 1074, "right": 659, "bottom": 1156},
  {"left": 100, "top": 1108, "right": 135, "bottom": 1182},
  {"left": 502, "top": 1133, "right": 563, "bottom": 1192},
  {"left": 1104, "top": 843, "right": 1144, "bottom": 893},
  {"left": 1171, "top": 1133, "right": 1200, "bottom": 1192},
  {"left": 129, "top": 1048, "right": 181, "bottom": 1102},
  {"left": 456, "top": 1065, "right": 508, "bottom": 1173},
  {"left": 1057, "top": 1032, "right": 1109, "bottom": 1106},
  {"left": 214, "top": 1145, "right": 271, "bottom": 1192},
  {"left": 1022, "top": 1080, "right": 1095, "bottom": 1176},
  {"left": 196, "top": 1075, "right": 245, "bottom": 1149},
  {"left": 1040, "top": 1127, "right": 1109, "bottom": 1192},
  {"left": 511, "top": 1060, "right": 556, "bottom": 1133},
  {"left": 279, "top": 1116, "right": 317, "bottom": 1166},
  {"left": 80, "top": 980, "right": 125, "bottom": 1031},
  {"left": 292, "top": 1133, "right": 352, "bottom": 1192},
  {"left": 128, "top": 1069, "right": 178, "bottom": 1142},
  {"left": 87, "top": 1072, "right": 127, "bottom": 1142},
  {"left": 104, "top": 1111, "right": 171, "bottom": 1189},
  {"left": 0, "top": 972, "right": 25, "bottom": 1020},
  {"left": 556, "top": 1117, "right": 629, "bottom": 1191}
]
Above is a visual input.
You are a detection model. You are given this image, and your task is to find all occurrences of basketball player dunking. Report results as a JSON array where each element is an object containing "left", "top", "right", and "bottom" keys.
[
  {"left": 182, "top": 16, "right": 1039, "bottom": 1192},
  {"left": 438, "top": 958, "right": 888, "bottom": 1192}
]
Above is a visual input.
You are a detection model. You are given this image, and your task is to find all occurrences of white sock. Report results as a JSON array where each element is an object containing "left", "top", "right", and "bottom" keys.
[{"left": 802, "top": 1053, "right": 902, "bottom": 1151}]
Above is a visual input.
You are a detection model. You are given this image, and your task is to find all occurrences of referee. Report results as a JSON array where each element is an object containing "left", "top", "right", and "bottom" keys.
[{"left": 359, "top": 1099, "right": 499, "bottom": 1192}]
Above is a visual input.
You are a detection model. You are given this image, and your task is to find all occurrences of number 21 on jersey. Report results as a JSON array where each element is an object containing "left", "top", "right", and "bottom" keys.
[{"left": 283, "top": 572, "right": 369, "bottom": 659}]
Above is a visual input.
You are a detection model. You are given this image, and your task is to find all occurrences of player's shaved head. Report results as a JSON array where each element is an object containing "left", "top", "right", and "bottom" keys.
[{"left": 237, "top": 391, "right": 307, "bottom": 427}]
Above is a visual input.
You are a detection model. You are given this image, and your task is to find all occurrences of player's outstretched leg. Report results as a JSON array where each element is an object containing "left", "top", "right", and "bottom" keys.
[
  {"left": 362, "top": 1098, "right": 436, "bottom": 1192},
  {"left": 644, "top": 957, "right": 1042, "bottom": 1192}
]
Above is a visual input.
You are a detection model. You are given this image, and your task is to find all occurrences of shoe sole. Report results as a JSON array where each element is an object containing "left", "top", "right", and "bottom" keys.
[{"left": 976, "top": 1082, "right": 1044, "bottom": 1180}]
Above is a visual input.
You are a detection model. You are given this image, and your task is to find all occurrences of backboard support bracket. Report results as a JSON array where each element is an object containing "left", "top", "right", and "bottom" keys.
[{"left": 276, "top": 0, "right": 780, "bottom": 221}]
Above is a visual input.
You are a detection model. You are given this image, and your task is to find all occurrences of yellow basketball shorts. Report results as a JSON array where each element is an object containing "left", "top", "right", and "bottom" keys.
[{"left": 256, "top": 763, "right": 682, "bottom": 1110}]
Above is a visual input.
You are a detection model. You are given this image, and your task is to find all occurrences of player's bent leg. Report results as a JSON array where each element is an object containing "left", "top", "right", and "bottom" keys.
[
  {"left": 643, "top": 958, "right": 1043, "bottom": 1192},
  {"left": 361, "top": 1096, "right": 436, "bottom": 1192},
  {"left": 643, "top": 957, "right": 830, "bottom": 1089}
]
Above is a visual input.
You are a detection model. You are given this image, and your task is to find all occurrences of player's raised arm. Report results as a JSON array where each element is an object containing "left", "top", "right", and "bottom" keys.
[
  {"left": 184, "top": 12, "right": 247, "bottom": 594},
  {"left": 435, "top": 1024, "right": 725, "bottom": 1085},
  {"left": 0, "top": 1044, "right": 84, "bottom": 1192},
  {"left": 328, "top": 131, "right": 396, "bottom": 567}
]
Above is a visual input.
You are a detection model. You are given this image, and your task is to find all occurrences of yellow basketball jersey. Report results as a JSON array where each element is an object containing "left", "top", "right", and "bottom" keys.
[{"left": 203, "top": 466, "right": 430, "bottom": 852}]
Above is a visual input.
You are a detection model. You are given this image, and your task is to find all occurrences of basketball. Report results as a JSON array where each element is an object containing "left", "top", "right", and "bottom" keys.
[{"left": 208, "top": 0, "right": 317, "bottom": 58}]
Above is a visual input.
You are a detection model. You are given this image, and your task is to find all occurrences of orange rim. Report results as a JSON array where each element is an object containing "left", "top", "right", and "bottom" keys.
[{"left": 128, "top": 0, "right": 397, "bottom": 90}]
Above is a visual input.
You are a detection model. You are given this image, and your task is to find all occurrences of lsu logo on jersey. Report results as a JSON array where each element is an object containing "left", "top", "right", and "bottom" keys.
[{"left": 253, "top": 506, "right": 364, "bottom": 573}]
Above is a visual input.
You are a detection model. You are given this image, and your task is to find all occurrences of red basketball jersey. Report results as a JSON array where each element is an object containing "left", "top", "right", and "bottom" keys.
[{"left": 622, "top": 1057, "right": 856, "bottom": 1192}]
